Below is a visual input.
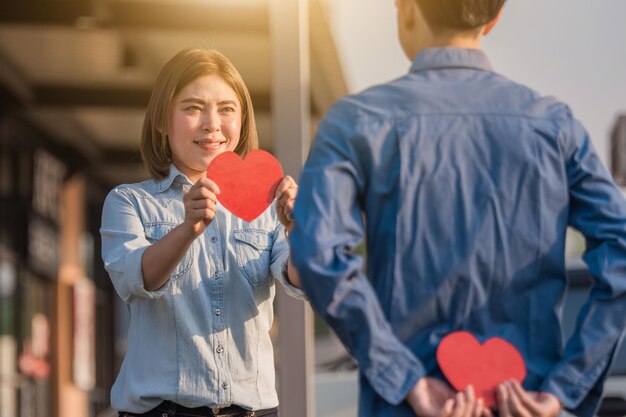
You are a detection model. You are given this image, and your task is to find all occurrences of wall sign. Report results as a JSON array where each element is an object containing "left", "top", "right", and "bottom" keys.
[{"left": 28, "top": 150, "right": 64, "bottom": 280}]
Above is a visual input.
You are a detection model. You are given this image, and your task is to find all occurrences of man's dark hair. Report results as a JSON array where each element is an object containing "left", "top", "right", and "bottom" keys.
[{"left": 415, "top": 0, "right": 505, "bottom": 30}]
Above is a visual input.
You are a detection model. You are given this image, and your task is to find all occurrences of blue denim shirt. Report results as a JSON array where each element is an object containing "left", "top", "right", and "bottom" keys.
[
  {"left": 101, "top": 164, "right": 304, "bottom": 413},
  {"left": 291, "top": 48, "right": 626, "bottom": 417}
]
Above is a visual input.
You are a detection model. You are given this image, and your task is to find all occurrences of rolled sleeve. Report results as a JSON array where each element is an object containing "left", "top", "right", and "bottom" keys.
[
  {"left": 270, "top": 222, "right": 306, "bottom": 300},
  {"left": 100, "top": 187, "right": 171, "bottom": 303}
]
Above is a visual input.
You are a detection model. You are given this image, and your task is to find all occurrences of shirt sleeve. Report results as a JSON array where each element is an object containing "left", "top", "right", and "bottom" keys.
[
  {"left": 291, "top": 105, "right": 425, "bottom": 405},
  {"left": 270, "top": 218, "right": 307, "bottom": 300},
  {"left": 540, "top": 114, "right": 626, "bottom": 417},
  {"left": 100, "top": 186, "right": 171, "bottom": 303}
]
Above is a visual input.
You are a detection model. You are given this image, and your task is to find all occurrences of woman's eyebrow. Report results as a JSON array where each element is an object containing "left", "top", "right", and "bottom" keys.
[{"left": 178, "top": 98, "right": 238, "bottom": 107}]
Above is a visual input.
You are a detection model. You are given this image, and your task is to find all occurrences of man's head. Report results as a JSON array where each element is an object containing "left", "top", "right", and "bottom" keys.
[
  {"left": 415, "top": 0, "right": 505, "bottom": 31},
  {"left": 396, "top": 0, "right": 505, "bottom": 60}
]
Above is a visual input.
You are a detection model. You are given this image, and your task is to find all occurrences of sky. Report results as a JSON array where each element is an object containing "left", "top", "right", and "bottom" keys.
[{"left": 326, "top": 0, "right": 626, "bottom": 167}]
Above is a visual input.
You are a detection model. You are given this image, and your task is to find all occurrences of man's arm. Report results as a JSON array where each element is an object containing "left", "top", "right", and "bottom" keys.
[
  {"left": 291, "top": 106, "right": 426, "bottom": 405},
  {"left": 540, "top": 115, "right": 626, "bottom": 417}
]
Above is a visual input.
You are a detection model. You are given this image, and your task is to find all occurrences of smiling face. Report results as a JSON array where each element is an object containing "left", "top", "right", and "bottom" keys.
[{"left": 167, "top": 74, "right": 242, "bottom": 183}]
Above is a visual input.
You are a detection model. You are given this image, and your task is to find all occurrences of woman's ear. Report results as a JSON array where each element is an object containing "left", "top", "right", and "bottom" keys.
[
  {"left": 157, "top": 125, "right": 168, "bottom": 139},
  {"left": 483, "top": 9, "right": 502, "bottom": 36}
]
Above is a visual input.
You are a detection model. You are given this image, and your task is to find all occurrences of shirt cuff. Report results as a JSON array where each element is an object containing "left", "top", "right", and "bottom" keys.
[
  {"left": 113, "top": 246, "right": 171, "bottom": 303},
  {"left": 540, "top": 353, "right": 613, "bottom": 417},
  {"left": 278, "top": 259, "right": 307, "bottom": 300},
  {"left": 363, "top": 341, "right": 426, "bottom": 405}
]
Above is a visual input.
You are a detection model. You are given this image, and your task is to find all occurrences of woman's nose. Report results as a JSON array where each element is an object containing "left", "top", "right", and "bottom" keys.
[{"left": 201, "top": 111, "right": 220, "bottom": 132}]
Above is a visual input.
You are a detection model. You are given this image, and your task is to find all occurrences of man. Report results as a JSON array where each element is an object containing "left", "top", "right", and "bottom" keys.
[{"left": 290, "top": 1, "right": 626, "bottom": 417}]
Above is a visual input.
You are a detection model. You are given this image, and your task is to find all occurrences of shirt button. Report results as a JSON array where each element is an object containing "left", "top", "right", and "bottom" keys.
[
  {"left": 210, "top": 236, "right": 217, "bottom": 243},
  {"left": 222, "top": 382, "right": 228, "bottom": 390},
  {"left": 214, "top": 308, "right": 221, "bottom": 316},
  {"left": 216, "top": 345, "right": 224, "bottom": 354}
]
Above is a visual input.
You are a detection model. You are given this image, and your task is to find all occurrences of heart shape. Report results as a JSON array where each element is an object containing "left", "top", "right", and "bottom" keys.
[
  {"left": 206, "top": 150, "right": 284, "bottom": 222},
  {"left": 437, "top": 331, "right": 526, "bottom": 408}
]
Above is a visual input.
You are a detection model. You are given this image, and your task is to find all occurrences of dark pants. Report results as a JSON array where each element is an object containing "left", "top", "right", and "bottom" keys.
[{"left": 118, "top": 401, "right": 279, "bottom": 417}]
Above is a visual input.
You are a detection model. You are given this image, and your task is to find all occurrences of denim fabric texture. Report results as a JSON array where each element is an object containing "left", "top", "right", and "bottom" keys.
[
  {"left": 102, "top": 164, "right": 304, "bottom": 413},
  {"left": 291, "top": 47, "right": 626, "bottom": 417}
]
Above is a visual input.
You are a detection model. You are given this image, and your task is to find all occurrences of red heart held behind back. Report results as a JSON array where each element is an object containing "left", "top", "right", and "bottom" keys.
[
  {"left": 206, "top": 150, "right": 284, "bottom": 222},
  {"left": 436, "top": 331, "right": 526, "bottom": 408}
]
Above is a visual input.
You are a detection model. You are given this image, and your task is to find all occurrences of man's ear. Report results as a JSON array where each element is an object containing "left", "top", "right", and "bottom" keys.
[
  {"left": 483, "top": 9, "right": 502, "bottom": 36},
  {"left": 397, "top": 0, "right": 417, "bottom": 32}
]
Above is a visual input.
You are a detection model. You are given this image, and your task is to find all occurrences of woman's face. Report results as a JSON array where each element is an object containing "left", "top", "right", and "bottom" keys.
[{"left": 167, "top": 75, "right": 242, "bottom": 183}]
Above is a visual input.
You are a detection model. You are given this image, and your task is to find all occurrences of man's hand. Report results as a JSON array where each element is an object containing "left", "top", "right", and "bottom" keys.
[
  {"left": 406, "top": 378, "right": 487, "bottom": 417},
  {"left": 497, "top": 380, "right": 562, "bottom": 417}
]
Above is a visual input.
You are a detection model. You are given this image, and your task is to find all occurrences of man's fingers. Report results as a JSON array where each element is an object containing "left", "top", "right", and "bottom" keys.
[
  {"left": 462, "top": 387, "right": 477, "bottom": 417},
  {"left": 440, "top": 399, "right": 455, "bottom": 417},
  {"left": 510, "top": 381, "right": 541, "bottom": 416},
  {"left": 472, "top": 398, "right": 485, "bottom": 417},
  {"left": 466, "top": 386, "right": 475, "bottom": 403},
  {"left": 506, "top": 383, "right": 532, "bottom": 417},
  {"left": 498, "top": 384, "right": 511, "bottom": 417},
  {"left": 482, "top": 404, "right": 493, "bottom": 417},
  {"left": 449, "top": 391, "right": 469, "bottom": 417}
]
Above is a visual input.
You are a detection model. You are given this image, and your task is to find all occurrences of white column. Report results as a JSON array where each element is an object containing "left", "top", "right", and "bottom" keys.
[{"left": 270, "top": 0, "right": 315, "bottom": 416}]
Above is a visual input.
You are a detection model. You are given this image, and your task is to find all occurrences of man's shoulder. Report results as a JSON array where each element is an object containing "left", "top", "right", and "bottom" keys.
[
  {"left": 327, "top": 77, "right": 409, "bottom": 121},
  {"left": 324, "top": 70, "right": 575, "bottom": 131},
  {"left": 488, "top": 74, "right": 574, "bottom": 122}
]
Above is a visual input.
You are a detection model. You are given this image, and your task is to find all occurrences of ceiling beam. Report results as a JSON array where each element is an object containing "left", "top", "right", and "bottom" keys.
[
  {"left": 107, "top": 1, "right": 268, "bottom": 33},
  {"left": 33, "top": 84, "right": 151, "bottom": 108},
  {"left": 0, "top": 1, "right": 93, "bottom": 26},
  {"left": 0, "top": 1, "right": 268, "bottom": 33},
  {"left": 31, "top": 83, "right": 272, "bottom": 113}
]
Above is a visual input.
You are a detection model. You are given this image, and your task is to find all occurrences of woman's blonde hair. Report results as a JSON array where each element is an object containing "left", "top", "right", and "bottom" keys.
[{"left": 141, "top": 48, "right": 259, "bottom": 180}]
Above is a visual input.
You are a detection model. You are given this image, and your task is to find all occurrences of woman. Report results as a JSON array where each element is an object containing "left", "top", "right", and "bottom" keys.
[{"left": 101, "top": 48, "right": 303, "bottom": 417}]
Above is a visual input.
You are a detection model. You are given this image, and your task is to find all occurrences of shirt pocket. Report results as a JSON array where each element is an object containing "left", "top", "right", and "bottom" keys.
[
  {"left": 144, "top": 222, "right": 194, "bottom": 280},
  {"left": 233, "top": 229, "right": 272, "bottom": 287}
]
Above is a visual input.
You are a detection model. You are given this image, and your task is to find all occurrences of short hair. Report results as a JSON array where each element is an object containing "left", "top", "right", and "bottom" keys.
[
  {"left": 141, "top": 48, "right": 258, "bottom": 180},
  {"left": 415, "top": 0, "right": 505, "bottom": 31}
]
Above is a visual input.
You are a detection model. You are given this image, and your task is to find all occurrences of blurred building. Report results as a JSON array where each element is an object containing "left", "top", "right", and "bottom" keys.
[{"left": 0, "top": 1, "right": 348, "bottom": 416}]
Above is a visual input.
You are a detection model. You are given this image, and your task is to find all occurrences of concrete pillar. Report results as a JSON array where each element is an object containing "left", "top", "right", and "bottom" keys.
[{"left": 270, "top": 0, "right": 316, "bottom": 416}]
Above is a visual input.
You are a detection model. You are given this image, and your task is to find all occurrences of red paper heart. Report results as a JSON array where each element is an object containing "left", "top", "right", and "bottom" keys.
[
  {"left": 437, "top": 331, "right": 526, "bottom": 408},
  {"left": 206, "top": 150, "right": 284, "bottom": 222}
]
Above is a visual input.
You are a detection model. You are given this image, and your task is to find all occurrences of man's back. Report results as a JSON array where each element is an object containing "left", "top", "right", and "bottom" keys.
[
  {"left": 292, "top": 47, "right": 626, "bottom": 417},
  {"left": 338, "top": 47, "right": 571, "bottom": 354}
]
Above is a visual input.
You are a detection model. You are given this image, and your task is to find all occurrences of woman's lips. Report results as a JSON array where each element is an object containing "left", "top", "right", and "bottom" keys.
[{"left": 193, "top": 139, "right": 226, "bottom": 149}]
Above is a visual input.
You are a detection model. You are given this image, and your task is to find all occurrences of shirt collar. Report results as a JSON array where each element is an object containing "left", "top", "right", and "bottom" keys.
[
  {"left": 409, "top": 47, "right": 494, "bottom": 74},
  {"left": 155, "top": 164, "right": 193, "bottom": 193}
]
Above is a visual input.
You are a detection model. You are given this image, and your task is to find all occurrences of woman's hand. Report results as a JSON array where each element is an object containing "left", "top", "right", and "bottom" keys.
[
  {"left": 406, "top": 378, "right": 488, "bottom": 417},
  {"left": 275, "top": 175, "right": 298, "bottom": 231},
  {"left": 496, "top": 380, "right": 562, "bottom": 417},
  {"left": 181, "top": 178, "right": 221, "bottom": 238}
]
